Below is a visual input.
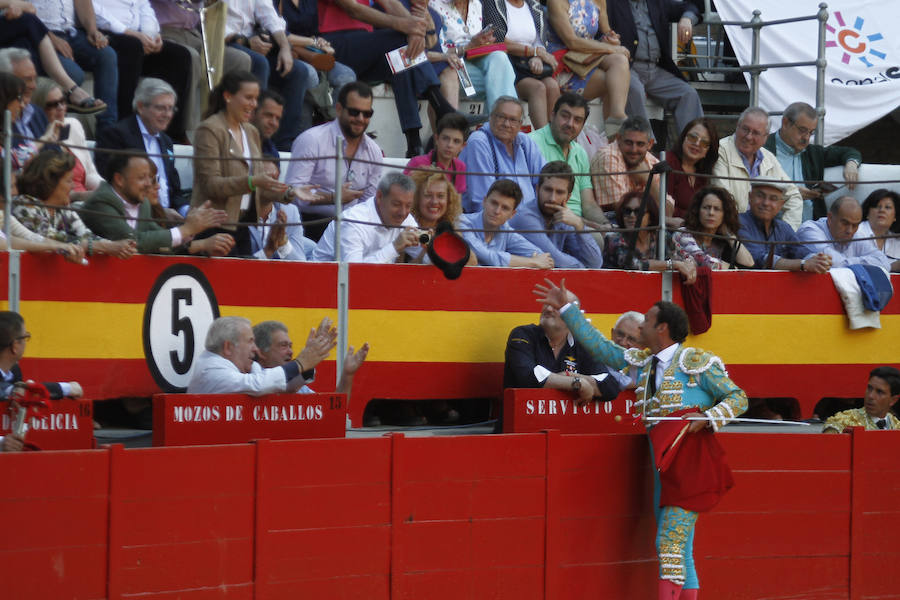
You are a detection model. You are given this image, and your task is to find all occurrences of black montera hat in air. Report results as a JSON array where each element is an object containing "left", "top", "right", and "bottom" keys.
[{"left": 427, "top": 221, "right": 470, "bottom": 280}]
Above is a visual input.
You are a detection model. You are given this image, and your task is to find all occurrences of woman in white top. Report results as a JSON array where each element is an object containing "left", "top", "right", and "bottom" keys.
[
  {"left": 483, "top": 0, "right": 559, "bottom": 129},
  {"left": 32, "top": 79, "right": 103, "bottom": 203},
  {"left": 860, "top": 189, "right": 900, "bottom": 272},
  {"left": 429, "top": 0, "right": 517, "bottom": 115}
]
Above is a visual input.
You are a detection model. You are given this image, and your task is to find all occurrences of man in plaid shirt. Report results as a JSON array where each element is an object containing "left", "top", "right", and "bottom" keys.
[{"left": 586, "top": 116, "right": 672, "bottom": 226}]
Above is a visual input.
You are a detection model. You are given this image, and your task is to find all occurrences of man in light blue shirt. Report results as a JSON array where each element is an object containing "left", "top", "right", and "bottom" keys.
[
  {"left": 508, "top": 161, "right": 603, "bottom": 269},
  {"left": 797, "top": 196, "right": 892, "bottom": 270},
  {"left": 458, "top": 179, "right": 552, "bottom": 268},
  {"left": 460, "top": 96, "right": 545, "bottom": 213}
]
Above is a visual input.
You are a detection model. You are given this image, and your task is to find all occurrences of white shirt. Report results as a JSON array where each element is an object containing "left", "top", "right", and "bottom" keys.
[
  {"left": 314, "top": 197, "right": 418, "bottom": 263},
  {"left": 649, "top": 342, "right": 679, "bottom": 391},
  {"left": 504, "top": 0, "right": 540, "bottom": 46},
  {"left": 94, "top": 0, "right": 161, "bottom": 35},
  {"left": 225, "top": 0, "right": 287, "bottom": 38},
  {"left": 137, "top": 116, "right": 170, "bottom": 209},
  {"left": 859, "top": 220, "right": 900, "bottom": 262},
  {"left": 32, "top": 0, "right": 77, "bottom": 34},
  {"left": 430, "top": 0, "right": 484, "bottom": 51},
  {"left": 187, "top": 350, "right": 308, "bottom": 395}
]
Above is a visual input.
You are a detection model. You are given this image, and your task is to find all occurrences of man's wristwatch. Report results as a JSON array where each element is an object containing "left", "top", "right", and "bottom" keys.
[
  {"left": 571, "top": 376, "right": 581, "bottom": 392},
  {"left": 800, "top": 258, "right": 807, "bottom": 272}
]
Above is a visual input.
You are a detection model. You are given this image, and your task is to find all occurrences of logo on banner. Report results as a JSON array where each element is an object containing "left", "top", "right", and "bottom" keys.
[
  {"left": 825, "top": 9, "right": 899, "bottom": 86},
  {"left": 826, "top": 11, "right": 886, "bottom": 67}
]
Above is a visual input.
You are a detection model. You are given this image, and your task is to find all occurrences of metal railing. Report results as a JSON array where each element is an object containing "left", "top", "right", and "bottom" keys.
[{"left": 678, "top": 2, "right": 829, "bottom": 140}]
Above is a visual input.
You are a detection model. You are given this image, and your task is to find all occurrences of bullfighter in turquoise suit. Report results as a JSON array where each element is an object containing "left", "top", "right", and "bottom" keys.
[{"left": 534, "top": 279, "right": 748, "bottom": 600}]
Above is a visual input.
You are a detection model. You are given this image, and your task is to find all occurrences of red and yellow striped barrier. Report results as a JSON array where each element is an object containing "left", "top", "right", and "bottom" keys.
[{"left": 3, "top": 253, "right": 897, "bottom": 424}]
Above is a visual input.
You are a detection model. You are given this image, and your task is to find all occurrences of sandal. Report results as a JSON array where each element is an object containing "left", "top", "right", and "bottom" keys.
[{"left": 65, "top": 85, "right": 107, "bottom": 115}]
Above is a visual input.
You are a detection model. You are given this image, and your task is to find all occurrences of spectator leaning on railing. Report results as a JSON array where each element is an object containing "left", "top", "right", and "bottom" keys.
[
  {"left": 736, "top": 181, "right": 830, "bottom": 273},
  {"left": 507, "top": 161, "right": 603, "bottom": 268},
  {"left": 457, "top": 178, "right": 552, "bottom": 268},
  {"left": 796, "top": 196, "right": 893, "bottom": 271},
  {"left": 81, "top": 153, "right": 234, "bottom": 256},
  {"left": 314, "top": 172, "right": 422, "bottom": 263},
  {"left": 13, "top": 149, "right": 137, "bottom": 259}
]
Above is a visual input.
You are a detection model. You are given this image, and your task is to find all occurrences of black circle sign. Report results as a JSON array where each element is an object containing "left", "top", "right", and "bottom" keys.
[{"left": 142, "top": 264, "right": 220, "bottom": 392}]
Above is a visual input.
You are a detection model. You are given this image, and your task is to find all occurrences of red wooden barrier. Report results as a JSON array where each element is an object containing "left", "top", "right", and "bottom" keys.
[
  {"left": 502, "top": 388, "right": 638, "bottom": 433},
  {"left": 0, "top": 398, "right": 94, "bottom": 449},
  {"left": 2, "top": 429, "right": 900, "bottom": 598},
  {"left": 151, "top": 393, "right": 346, "bottom": 446}
]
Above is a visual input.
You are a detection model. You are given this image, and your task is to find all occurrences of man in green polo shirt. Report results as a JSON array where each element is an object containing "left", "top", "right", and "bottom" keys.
[{"left": 529, "top": 93, "right": 598, "bottom": 220}]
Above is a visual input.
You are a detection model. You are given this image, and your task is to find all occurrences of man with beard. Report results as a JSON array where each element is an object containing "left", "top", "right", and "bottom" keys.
[
  {"left": 529, "top": 93, "right": 596, "bottom": 217},
  {"left": 82, "top": 153, "right": 235, "bottom": 256},
  {"left": 508, "top": 161, "right": 603, "bottom": 268},
  {"left": 285, "top": 81, "right": 383, "bottom": 241},
  {"left": 588, "top": 116, "right": 673, "bottom": 219}
]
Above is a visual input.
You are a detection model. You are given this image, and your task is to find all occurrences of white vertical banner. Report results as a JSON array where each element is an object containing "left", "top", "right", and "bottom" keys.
[{"left": 714, "top": 0, "right": 900, "bottom": 144}]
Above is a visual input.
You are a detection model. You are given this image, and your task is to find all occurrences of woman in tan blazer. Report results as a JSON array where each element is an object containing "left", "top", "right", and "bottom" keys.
[{"left": 191, "top": 70, "right": 288, "bottom": 253}]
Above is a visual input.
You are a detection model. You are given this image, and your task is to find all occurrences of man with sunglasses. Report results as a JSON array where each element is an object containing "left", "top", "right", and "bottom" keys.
[
  {"left": 0, "top": 311, "right": 83, "bottom": 452},
  {"left": 763, "top": 102, "right": 862, "bottom": 222},
  {"left": 286, "top": 81, "right": 384, "bottom": 242},
  {"left": 712, "top": 106, "right": 803, "bottom": 230}
]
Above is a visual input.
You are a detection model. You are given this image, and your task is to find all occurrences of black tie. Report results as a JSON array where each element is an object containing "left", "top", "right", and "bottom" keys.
[
  {"left": 648, "top": 356, "right": 660, "bottom": 398},
  {"left": 877, "top": 419, "right": 887, "bottom": 430}
]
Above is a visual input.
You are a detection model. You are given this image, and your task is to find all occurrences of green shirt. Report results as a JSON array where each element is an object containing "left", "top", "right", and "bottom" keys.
[{"left": 529, "top": 125, "right": 592, "bottom": 215}]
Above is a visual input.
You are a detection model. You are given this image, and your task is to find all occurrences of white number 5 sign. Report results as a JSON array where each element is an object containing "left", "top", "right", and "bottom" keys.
[{"left": 142, "top": 265, "right": 220, "bottom": 392}]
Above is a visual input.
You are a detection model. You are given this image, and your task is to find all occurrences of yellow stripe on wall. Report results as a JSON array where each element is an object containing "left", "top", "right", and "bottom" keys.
[{"left": 15, "top": 301, "right": 899, "bottom": 365}]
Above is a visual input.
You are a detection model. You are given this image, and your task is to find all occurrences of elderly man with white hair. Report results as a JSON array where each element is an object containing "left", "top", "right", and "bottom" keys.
[
  {"left": 187, "top": 316, "right": 337, "bottom": 395},
  {"left": 712, "top": 107, "right": 803, "bottom": 230},
  {"left": 95, "top": 78, "right": 190, "bottom": 216}
]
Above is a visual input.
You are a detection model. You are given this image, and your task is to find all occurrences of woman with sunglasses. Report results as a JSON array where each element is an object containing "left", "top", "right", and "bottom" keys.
[
  {"left": 666, "top": 118, "right": 720, "bottom": 223},
  {"left": 32, "top": 79, "right": 102, "bottom": 204},
  {"left": 603, "top": 190, "right": 697, "bottom": 284},
  {"left": 672, "top": 186, "right": 753, "bottom": 270}
]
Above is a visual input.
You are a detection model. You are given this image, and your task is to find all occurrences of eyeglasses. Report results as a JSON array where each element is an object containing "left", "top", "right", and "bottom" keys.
[
  {"left": 492, "top": 114, "right": 522, "bottom": 125},
  {"left": 685, "top": 131, "right": 711, "bottom": 148},
  {"left": 150, "top": 104, "right": 177, "bottom": 114},
  {"left": 737, "top": 124, "right": 766, "bottom": 139},
  {"left": 15, "top": 332, "right": 31, "bottom": 342},
  {"left": 788, "top": 117, "right": 813, "bottom": 138},
  {"left": 345, "top": 107, "right": 374, "bottom": 118},
  {"left": 622, "top": 207, "right": 641, "bottom": 216},
  {"left": 45, "top": 98, "right": 66, "bottom": 109}
]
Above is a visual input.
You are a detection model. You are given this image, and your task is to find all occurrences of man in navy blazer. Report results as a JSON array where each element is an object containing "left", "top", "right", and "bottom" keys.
[
  {"left": 607, "top": 0, "right": 704, "bottom": 133},
  {"left": 95, "top": 78, "right": 190, "bottom": 216}
]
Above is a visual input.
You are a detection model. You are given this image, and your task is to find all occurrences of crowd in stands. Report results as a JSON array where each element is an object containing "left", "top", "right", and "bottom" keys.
[{"left": 0, "top": 0, "right": 896, "bottom": 275}]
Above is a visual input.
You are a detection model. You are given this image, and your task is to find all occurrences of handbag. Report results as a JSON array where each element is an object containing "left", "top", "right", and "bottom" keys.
[
  {"left": 562, "top": 51, "right": 605, "bottom": 78},
  {"left": 292, "top": 44, "right": 335, "bottom": 71},
  {"left": 508, "top": 55, "right": 553, "bottom": 79}
]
